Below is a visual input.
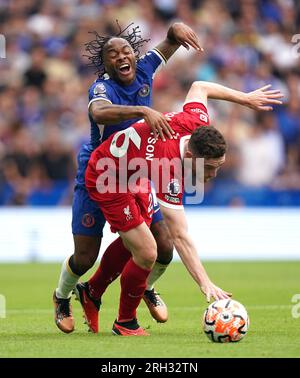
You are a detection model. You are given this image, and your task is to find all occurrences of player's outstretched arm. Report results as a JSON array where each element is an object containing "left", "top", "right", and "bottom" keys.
[
  {"left": 160, "top": 205, "right": 232, "bottom": 302},
  {"left": 154, "top": 22, "right": 204, "bottom": 62},
  {"left": 245, "top": 84, "right": 284, "bottom": 111},
  {"left": 90, "top": 100, "right": 174, "bottom": 140},
  {"left": 185, "top": 82, "right": 283, "bottom": 111}
]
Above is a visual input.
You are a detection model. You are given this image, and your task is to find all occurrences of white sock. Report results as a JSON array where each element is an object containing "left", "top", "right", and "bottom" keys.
[
  {"left": 146, "top": 261, "right": 169, "bottom": 291},
  {"left": 56, "top": 256, "right": 80, "bottom": 299}
]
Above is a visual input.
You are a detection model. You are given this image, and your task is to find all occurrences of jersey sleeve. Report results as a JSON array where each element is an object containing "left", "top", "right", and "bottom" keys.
[
  {"left": 88, "top": 81, "right": 114, "bottom": 110},
  {"left": 182, "top": 102, "right": 210, "bottom": 126},
  {"left": 138, "top": 49, "right": 166, "bottom": 79}
]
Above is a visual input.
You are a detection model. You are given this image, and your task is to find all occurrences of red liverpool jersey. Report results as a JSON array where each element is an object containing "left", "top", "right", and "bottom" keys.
[{"left": 86, "top": 101, "right": 210, "bottom": 210}]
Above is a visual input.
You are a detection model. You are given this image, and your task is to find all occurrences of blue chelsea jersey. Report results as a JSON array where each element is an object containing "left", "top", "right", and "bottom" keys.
[{"left": 87, "top": 49, "right": 165, "bottom": 148}]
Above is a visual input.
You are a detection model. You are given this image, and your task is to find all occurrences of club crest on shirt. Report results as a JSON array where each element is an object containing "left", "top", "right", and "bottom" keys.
[
  {"left": 167, "top": 179, "right": 180, "bottom": 197},
  {"left": 82, "top": 213, "right": 95, "bottom": 228},
  {"left": 94, "top": 83, "right": 106, "bottom": 96},
  {"left": 138, "top": 84, "right": 150, "bottom": 97}
]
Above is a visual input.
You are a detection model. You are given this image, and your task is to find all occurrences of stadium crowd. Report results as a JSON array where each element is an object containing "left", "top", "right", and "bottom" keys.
[{"left": 0, "top": 0, "right": 299, "bottom": 206}]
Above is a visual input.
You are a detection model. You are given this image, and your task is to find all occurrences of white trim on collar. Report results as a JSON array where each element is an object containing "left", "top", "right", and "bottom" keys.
[{"left": 179, "top": 135, "right": 191, "bottom": 161}]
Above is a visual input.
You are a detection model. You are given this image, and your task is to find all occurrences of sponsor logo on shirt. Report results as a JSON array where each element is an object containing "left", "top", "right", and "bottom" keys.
[
  {"left": 190, "top": 108, "right": 208, "bottom": 123},
  {"left": 164, "top": 195, "right": 180, "bottom": 204}
]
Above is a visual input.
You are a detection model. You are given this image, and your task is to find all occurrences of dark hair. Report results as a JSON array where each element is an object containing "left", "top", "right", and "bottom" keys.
[
  {"left": 189, "top": 126, "right": 227, "bottom": 158},
  {"left": 84, "top": 21, "right": 150, "bottom": 78}
]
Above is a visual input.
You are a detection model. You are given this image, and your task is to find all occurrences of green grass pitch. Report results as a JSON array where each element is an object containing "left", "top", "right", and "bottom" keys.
[{"left": 0, "top": 261, "right": 299, "bottom": 358}]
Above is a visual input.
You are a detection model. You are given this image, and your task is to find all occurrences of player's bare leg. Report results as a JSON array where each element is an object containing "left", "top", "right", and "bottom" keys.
[
  {"left": 112, "top": 223, "right": 157, "bottom": 336},
  {"left": 143, "top": 220, "right": 173, "bottom": 323},
  {"left": 79, "top": 220, "right": 173, "bottom": 330},
  {"left": 54, "top": 235, "right": 101, "bottom": 333}
]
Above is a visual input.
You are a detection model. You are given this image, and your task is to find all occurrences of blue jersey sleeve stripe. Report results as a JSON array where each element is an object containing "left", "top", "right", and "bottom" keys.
[
  {"left": 151, "top": 48, "right": 167, "bottom": 64},
  {"left": 88, "top": 97, "right": 112, "bottom": 110}
]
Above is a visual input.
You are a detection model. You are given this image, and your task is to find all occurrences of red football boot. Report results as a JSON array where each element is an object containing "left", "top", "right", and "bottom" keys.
[
  {"left": 112, "top": 318, "right": 150, "bottom": 336},
  {"left": 74, "top": 282, "right": 101, "bottom": 333}
]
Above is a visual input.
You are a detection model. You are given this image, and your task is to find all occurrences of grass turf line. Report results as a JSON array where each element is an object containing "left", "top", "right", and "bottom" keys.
[{"left": 0, "top": 261, "right": 299, "bottom": 358}]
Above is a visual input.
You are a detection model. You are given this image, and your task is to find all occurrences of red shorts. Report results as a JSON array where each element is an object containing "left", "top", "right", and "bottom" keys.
[{"left": 86, "top": 171, "right": 153, "bottom": 233}]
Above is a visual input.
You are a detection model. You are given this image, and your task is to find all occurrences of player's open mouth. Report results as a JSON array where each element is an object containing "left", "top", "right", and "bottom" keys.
[{"left": 118, "top": 63, "right": 132, "bottom": 76}]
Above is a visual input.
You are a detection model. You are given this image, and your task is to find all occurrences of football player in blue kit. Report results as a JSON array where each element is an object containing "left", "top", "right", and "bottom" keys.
[{"left": 53, "top": 22, "right": 204, "bottom": 333}]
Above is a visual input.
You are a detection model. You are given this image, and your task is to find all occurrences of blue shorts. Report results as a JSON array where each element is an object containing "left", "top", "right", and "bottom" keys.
[
  {"left": 72, "top": 144, "right": 163, "bottom": 236},
  {"left": 72, "top": 144, "right": 106, "bottom": 236},
  {"left": 72, "top": 185, "right": 163, "bottom": 236},
  {"left": 151, "top": 184, "right": 163, "bottom": 225},
  {"left": 72, "top": 185, "right": 107, "bottom": 237}
]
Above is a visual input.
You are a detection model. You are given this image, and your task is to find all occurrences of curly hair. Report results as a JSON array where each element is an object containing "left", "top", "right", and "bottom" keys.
[
  {"left": 84, "top": 21, "right": 150, "bottom": 78},
  {"left": 189, "top": 127, "right": 227, "bottom": 158}
]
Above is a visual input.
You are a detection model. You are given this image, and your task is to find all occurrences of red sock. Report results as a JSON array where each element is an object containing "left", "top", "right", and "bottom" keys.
[
  {"left": 118, "top": 258, "right": 151, "bottom": 322},
  {"left": 88, "top": 237, "right": 131, "bottom": 300}
]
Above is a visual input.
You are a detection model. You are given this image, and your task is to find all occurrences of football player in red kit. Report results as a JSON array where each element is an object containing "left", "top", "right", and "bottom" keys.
[{"left": 84, "top": 81, "right": 283, "bottom": 335}]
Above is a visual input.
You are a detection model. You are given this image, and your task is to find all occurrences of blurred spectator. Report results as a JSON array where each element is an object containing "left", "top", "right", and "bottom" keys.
[
  {"left": 38, "top": 127, "right": 75, "bottom": 182},
  {"left": 237, "top": 113, "right": 285, "bottom": 187},
  {"left": 23, "top": 46, "right": 47, "bottom": 88},
  {"left": 1, "top": 126, "right": 40, "bottom": 205},
  {"left": 277, "top": 95, "right": 300, "bottom": 149}
]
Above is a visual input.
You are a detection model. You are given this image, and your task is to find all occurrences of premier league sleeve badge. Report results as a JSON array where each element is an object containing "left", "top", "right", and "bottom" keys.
[{"left": 93, "top": 83, "right": 107, "bottom": 96}]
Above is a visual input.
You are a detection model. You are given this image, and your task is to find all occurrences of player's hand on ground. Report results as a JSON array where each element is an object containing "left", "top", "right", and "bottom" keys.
[
  {"left": 142, "top": 107, "right": 175, "bottom": 141},
  {"left": 246, "top": 84, "right": 284, "bottom": 111},
  {"left": 200, "top": 281, "right": 232, "bottom": 303},
  {"left": 171, "top": 23, "right": 204, "bottom": 52}
]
